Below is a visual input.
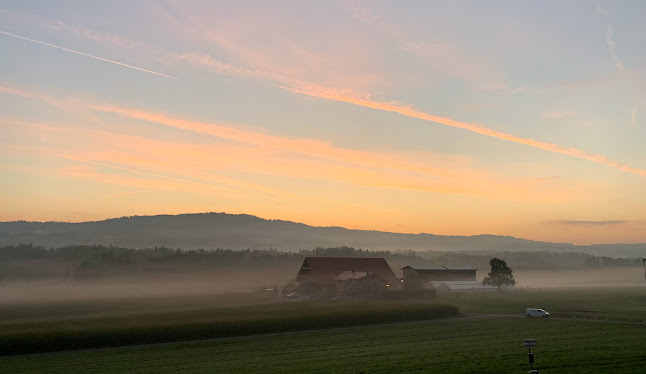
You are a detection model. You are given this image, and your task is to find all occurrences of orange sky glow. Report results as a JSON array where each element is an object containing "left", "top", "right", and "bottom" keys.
[{"left": 1, "top": 2, "right": 645, "bottom": 245}]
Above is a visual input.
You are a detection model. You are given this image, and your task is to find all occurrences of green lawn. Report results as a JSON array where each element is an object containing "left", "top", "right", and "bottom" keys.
[
  {"left": 3, "top": 317, "right": 645, "bottom": 374},
  {"left": 438, "top": 287, "right": 646, "bottom": 321}
]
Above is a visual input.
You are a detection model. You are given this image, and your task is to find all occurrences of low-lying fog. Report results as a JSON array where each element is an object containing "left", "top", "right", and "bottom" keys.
[
  {"left": 512, "top": 266, "right": 646, "bottom": 288},
  {"left": 0, "top": 271, "right": 290, "bottom": 306},
  {"left": 1, "top": 266, "right": 644, "bottom": 306}
]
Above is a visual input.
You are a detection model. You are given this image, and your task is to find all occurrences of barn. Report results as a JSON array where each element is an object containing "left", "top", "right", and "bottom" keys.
[
  {"left": 295, "top": 257, "right": 400, "bottom": 297},
  {"left": 402, "top": 265, "right": 512, "bottom": 292}
]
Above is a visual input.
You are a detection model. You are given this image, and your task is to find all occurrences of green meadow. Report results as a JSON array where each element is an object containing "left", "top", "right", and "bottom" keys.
[
  {"left": 0, "top": 296, "right": 458, "bottom": 355},
  {"left": 442, "top": 286, "right": 646, "bottom": 321},
  {"left": 3, "top": 317, "right": 645, "bottom": 374},
  {"left": 2, "top": 287, "right": 646, "bottom": 373}
]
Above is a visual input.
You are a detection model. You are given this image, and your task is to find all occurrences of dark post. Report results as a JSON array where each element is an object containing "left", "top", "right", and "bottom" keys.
[
  {"left": 523, "top": 339, "right": 539, "bottom": 374},
  {"left": 528, "top": 348, "right": 539, "bottom": 374},
  {"left": 528, "top": 346, "right": 534, "bottom": 371}
]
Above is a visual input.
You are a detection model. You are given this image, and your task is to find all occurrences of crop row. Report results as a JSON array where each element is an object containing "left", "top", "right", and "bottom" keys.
[{"left": 0, "top": 302, "right": 458, "bottom": 355}]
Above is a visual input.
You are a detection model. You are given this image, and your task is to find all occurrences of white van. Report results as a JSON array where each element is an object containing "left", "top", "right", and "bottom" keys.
[{"left": 526, "top": 308, "right": 550, "bottom": 318}]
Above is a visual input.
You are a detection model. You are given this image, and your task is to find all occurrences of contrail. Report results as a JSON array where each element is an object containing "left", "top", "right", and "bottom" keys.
[
  {"left": 66, "top": 157, "right": 309, "bottom": 206},
  {"left": 0, "top": 30, "right": 176, "bottom": 79},
  {"left": 285, "top": 84, "right": 646, "bottom": 177}
]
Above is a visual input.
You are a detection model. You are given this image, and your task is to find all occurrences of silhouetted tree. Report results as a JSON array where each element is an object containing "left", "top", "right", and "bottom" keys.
[
  {"left": 482, "top": 257, "right": 515, "bottom": 291},
  {"left": 282, "top": 278, "right": 298, "bottom": 295}
]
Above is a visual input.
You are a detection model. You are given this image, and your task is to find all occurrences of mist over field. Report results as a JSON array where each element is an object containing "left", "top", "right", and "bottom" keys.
[
  {"left": 0, "top": 267, "right": 642, "bottom": 305},
  {"left": 1, "top": 250, "right": 643, "bottom": 306},
  {"left": 0, "top": 273, "right": 285, "bottom": 305},
  {"left": 514, "top": 267, "right": 646, "bottom": 288},
  {"left": 0, "top": 213, "right": 644, "bottom": 308}
]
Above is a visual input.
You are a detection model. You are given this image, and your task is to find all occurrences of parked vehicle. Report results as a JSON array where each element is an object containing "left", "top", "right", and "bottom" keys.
[{"left": 526, "top": 308, "right": 550, "bottom": 318}]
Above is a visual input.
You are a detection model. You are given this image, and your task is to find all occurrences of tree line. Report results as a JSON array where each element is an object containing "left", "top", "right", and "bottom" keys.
[
  {"left": 0, "top": 243, "right": 642, "bottom": 284},
  {"left": 1, "top": 244, "right": 641, "bottom": 268}
]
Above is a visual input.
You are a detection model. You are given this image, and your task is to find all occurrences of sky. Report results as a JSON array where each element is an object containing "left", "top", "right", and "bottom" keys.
[{"left": 1, "top": 1, "right": 645, "bottom": 245}]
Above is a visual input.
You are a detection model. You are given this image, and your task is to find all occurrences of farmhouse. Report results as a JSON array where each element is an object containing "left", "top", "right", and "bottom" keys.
[
  {"left": 335, "top": 271, "right": 387, "bottom": 298},
  {"left": 295, "top": 257, "right": 399, "bottom": 297}
]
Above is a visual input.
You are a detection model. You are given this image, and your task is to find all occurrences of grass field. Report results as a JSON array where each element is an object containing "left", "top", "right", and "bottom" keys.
[
  {"left": 3, "top": 317, "right": 645, "bottom": 373},
  {"left": 0, "top": 296, "right": 458, "bottom": 355},
  {"left": 2, "top": 287, "right": 646, "bottom": 373},
  {"left": 439, "top": 286, "right": 646, "bottom": 321}
]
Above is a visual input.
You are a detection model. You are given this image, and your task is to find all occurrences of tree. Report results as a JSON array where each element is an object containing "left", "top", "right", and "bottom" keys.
[
  {"left": 482, "top": 257, "right": 515, "bottom": 291},
  {"left": 282, "top": 278, "right": 298, "bottom": 295}
]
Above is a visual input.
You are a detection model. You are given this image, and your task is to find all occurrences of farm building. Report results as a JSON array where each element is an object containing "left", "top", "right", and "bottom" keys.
[
  {"left": 428, "top": 281, "right": 507, "bottom": 293},
  {"left": 334, "top": 271, "right": 387, "bottom": 298},
  {"left": 401, "top": 265, "right": 506, "bottom": 293},
  {"left": 402, "top": 266, "right": 477, "bottom": 282},
  {"left": 295, "top": 257, "right": 399, "bottom": 297}
]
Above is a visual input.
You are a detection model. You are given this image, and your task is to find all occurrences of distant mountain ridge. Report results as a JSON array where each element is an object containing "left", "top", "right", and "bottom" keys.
[{"left": 0, "top": 213, "right": 644, "bottom": 257}]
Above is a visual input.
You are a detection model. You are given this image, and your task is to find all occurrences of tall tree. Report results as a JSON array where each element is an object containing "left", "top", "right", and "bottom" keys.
[{"left": 482, "top": 257, "right": 515, "bottom": 291}]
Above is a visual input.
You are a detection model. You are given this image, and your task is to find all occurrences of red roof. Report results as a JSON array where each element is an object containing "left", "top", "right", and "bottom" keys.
[{"left": 296, "top": 257, "right": 399, "bottom": 285}]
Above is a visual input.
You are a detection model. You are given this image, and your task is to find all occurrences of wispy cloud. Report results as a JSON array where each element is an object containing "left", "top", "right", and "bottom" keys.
[
  {"left": 50, "top": 21, "right": 137, "bottom": 49},
  {"left": 18, "top": 14, "right": 636, "bottom": 180},
  {"left": 0, "top": 29, "right": 176, "bottom": 79},
  {"left": 543, "top": 219, "right": 628, "bottom": 226},
  {"left": 341, "top": 0, "right": 383, "bottom": 24},
  {"left": 597, "top": 1, "right": 626, "bottom": 74},
  {"left": 67, "top": 157, "right": 235, "bottom": 192},
  {"left": 399, "top": 40, "right": 507, "bottom": 92},
  {"left": 108, "top": 189, "right": 172, "bottom": 197},
  {"left": 1, "top": 117, "right": 315, "bottom": 206},
  {"left": 528, "top": 176, "right": 560, "bottom": 183},
  {"left": 282, "top": 83, "right": 646, "bottom": 177},
  {"left": 541, "top": 111, "right": 574, "bottom": 119},
  {"left": 0, "top": 85, "right": 78, "bottom": 109},
  {"left": 605, "top": 25, "right": 625, "bottom": 72},
  {"left": 85, "top": 103, "right": 466, "bottom": 181},
  {"left": 72, "top": 158, "right": 313, "bottom": 206},
  {"left": 173, "top": 53, "right": 264, "bottom": 78},
  {"left": 1, "top": 90, "right": 590, "bottom": 204}
]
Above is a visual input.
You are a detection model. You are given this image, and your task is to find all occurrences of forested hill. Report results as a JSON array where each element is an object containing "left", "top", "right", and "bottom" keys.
[{"left": 0, "top": 213, "right": 643, "bottom": 257}]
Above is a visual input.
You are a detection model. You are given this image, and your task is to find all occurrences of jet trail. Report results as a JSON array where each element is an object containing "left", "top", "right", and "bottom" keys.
[
  {"left": 0, "top": 30, "right": 176, "bottom": 79},
  {"left": 66, "top": 157, "right": 309, "bottom": 207},
  {"left": 285, "top": 84, "right": 646, "bottom": 177}
]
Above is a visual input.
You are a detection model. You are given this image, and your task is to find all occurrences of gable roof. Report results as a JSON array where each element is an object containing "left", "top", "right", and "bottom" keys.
[{"left": 296, "top": 257, "right": 398, "bottom": 285}]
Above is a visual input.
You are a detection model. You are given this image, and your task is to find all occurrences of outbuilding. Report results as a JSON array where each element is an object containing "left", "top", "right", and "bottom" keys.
[{"left": 402, "top": 266, "right": 477, "bottom": 282}]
